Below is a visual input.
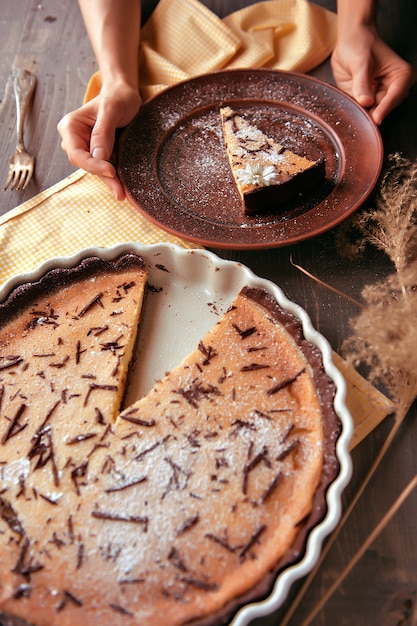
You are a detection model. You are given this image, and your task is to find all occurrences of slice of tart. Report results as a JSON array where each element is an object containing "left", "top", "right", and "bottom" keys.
[
  {"left": 0, "top": 251, "right": 147, "bottom": 483},
  {"left": 220, "top": 106, "right": 325, "bottom": 215},
  {"left": 0, "top": 276, "right": 340, "bottom": 626}
]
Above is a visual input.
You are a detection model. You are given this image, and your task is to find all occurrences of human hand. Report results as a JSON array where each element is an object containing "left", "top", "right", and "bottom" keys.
[
  {"left": 58, "top": 82, "right": 142, "bottom": 200},
  {"left": 331, "top": 24, "right": 416, "bottom": 125}
]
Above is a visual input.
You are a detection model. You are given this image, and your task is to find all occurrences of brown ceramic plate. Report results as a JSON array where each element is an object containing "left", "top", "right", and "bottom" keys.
[{"left": 118, "top": 69, "right": 383, "bottom": 249}]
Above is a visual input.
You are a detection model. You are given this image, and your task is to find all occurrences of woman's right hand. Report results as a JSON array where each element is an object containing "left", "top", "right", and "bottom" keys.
[
  {"left": 58, "top": 81, "right": 142, "bottom": 200},
  {"left": 331, "top": 22, "right": 416, "bottom": 125}
]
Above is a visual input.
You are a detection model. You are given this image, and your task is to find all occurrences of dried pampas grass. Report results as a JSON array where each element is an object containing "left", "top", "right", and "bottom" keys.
[
  {"left": 337, "top": 153, "right": 417, "bottom": 272},
  {"left": 344, "top": 265, "right": 417, "bottom": 409},
  {"left": 282, "top": 154, "right": 417, "bottom": 626},
  {"left": 340, "top": 153, "right": 417, "bottom": 410}
]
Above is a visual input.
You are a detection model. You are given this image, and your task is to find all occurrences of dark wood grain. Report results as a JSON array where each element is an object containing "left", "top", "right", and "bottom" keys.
[
  {"left": 0, "top": 1, "right": 416, "bottom": 625},
  {"left": 0, "top": 0, "right": 96, "bottom": 214}
]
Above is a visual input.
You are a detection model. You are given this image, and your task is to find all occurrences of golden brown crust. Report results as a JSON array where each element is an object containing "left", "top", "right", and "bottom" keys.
[{"left": 0, "top": 262, "right": 337, "bottom": 626}]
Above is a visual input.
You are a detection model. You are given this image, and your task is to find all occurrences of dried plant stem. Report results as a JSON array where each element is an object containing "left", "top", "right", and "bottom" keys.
[
  {"left": 289, "top": 255, "right": 365, "bottom": 310},
  {"left": 280, "top": 404, "right": 409, "bottom": 626},
  {"left": 300, "top": 472, "right": 417, "bottom": 626},
  {"left": 354, "top": 154, "right": 417, "bottom": 273}
]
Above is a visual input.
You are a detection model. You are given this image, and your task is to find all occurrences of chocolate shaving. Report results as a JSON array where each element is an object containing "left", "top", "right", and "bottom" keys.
[
  {"left": 267, "top": 368, "right": 305, "bottom": 395},
  {"left": 92, "top": 510, "right": 149, "bottom": 531},
  {"left": 15, "top": 474, "right": 26, "bottom": 499},
  {"left": 49, "top": 355, "right": 70, "bottom": 369},
  {"left": 217, "top": 367, "right": 229, "bottom": 384},
  {"left": 174, "top": 380, "right": 222, "bottom": 409},
  {"left": 26, "top": 309, "right": 59, "bottom": 330},
  {"left": 67, "top": 515, "right": 75, "bottom": 543},
  {"left": 1, "top": 403, "right": 27, "bottom": 444},
  {"left": 87, "top": 442, "right": 110, "bottom": 459},
  {"left": 12, "top": 584, "right": 32, "bottom": 600},
  {"left": 39, "top": 493, "right": 59, "bottom": 506},
  {"left": 162, "top": 457, "right": 191, "bottom": 499},
  {"left": 119, "top": 280, "right": 136, "bottom": 293},
  {"left": 76, "top": 543, "right": 85, "bottom": 569},
  {"left": 147, "top": 283, "right": 163, "bottom": 293},
  {"left": 239, "top": 524, "right": 267, "bottom": 559},
  {"left": 205, "top": 532, "right": 237, "bottom": 554},
  {"left": 230, "top": 419, "right": 256, "bottom": 436},
  {"left": 177, "top": 514, "right": 200, "bottom": 535},
  {"left": 282, "top": 423, "right": 295, "bottom": 441},
  {"left": 84, "top": 383, "right": 118, "bottom": 406},
  {"left": 100, "top": 335, "right": 125, "bottom": 353},
  {"left": 111, "top": 354, "right": 123, "bottom": 377},
  {"left": 252, "top": 409, "right": 273, "bottom": 421},
  {"left": 134, "top": 436, "right": 169, "bottom": 461},
  {"left": 27, "top": 429, "right": 56, "bottom": 475},
  {"left": 101, "top": 455, "right": 116, "bottom": 475},
  {"left": 198, "top": 341, "right": 218, "bottom": 365},
  {"left": 48, "top": 531, "right": 66, "bottom": 548},
  {"left": 109, "top": 603, "right": 134, "bottom": 617},
  {"left": 12, "top": 538, "right": 44, "bottom": 581},
  {"left": 87, "top": 325, "right": 109, "bottom": 336},
  {"left": 215, "top": 456, "right": 229, "bottom": 469},
  {"left": 0, "top": 496, "right": 25, "bottom": 536},
  {"left": 66, "top": 432, "right": 97, "bottom": 445},
  {"left": 242, "top": 446, "right": 271, "bottom": 495},
  {"left": 120, "top": 413, "right": 156, "bottom": 427},
  {"left": 232, "top": 323, "right": 256, "bottom": 339},
  {"left": 99, "top": 424, "right": 113, "bottom": 441},
  {"left": 276, "top": 439, "right": 300, "bottom": 461},
  {"left": 177, "top": 575, "right": 219, "bottom": 592},
  {"left": 168, "top": 546, "right": 189, "bottom": 572},
  {"left": 94, "top": 407, "right": 106, "bottom": 424},
  {"left": 104, "top": 476, "right": 147, "bottom": 493},
  {"left": 57, "top": 590, "right": 83, "bottom": 612},
  {"left": 76, "top": 340, "right": 87, "bottom": 364},
  {"left": 71, "top": 461, "right": 89, "bottom": 496},
  {"left": 0, "top": 356, "right": 24, "bottom": 371},
  {"left": 118, "top": 577, "right": 145, "bottom": 585},
  {"left": 240, "top": 363, "right": 270, "bottom": 372},
  {"left": 28, "top": 402, "right": 60, "bottom": 487},
  {"left": 77, "top": 292, "right": 104, "bottom": 317},
  {"left": 259, "top": 472, "right": 283, "bottom": 504},
  {"left": 186, "top": 429, "right": 201, "bottom": 448}
]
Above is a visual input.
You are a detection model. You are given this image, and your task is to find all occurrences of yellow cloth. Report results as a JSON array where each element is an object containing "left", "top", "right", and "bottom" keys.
[
  {"left": 0, "top": 170, "right": 197, "bottom": 282},
  {"left": 85, "top": 0, "right": 337, "bottom": 101},
  {"left": 331, "top": 353, "right": 394, "bottom": 450},
  {"left": 0, "top": 0, "right": 394, "bottom": 447}
]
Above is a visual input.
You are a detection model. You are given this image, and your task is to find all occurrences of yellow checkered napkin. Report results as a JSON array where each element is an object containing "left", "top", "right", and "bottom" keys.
[
  {"left": 0, "top": 172, "right": 394, "bottom": 449},
  {"left": 85, "top": 0, "right": 337, "bottom": 100},
  {"left": 331, "top": 353, "right": 394, "bottom": 450},
  {"left": 0, "top": 170, "right": 197, "bottom": 282}
]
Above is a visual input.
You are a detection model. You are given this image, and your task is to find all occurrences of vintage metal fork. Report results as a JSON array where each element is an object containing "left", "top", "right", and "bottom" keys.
[{"left": 4, "top": 69, "right": 37, "bottom": 191}]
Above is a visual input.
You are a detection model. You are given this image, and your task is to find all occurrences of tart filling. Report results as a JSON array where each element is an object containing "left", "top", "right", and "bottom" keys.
[{"left": 0, "top": 257, "right": 340, "bottom": 626}]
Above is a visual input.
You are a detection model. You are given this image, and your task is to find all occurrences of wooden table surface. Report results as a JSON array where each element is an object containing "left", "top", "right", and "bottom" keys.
[{"left": 0, "top": 1, "right": 416, "bottom": 625}]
